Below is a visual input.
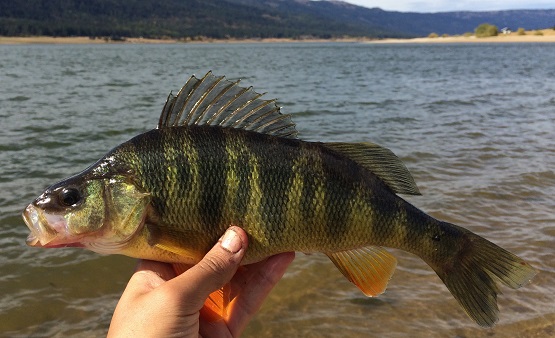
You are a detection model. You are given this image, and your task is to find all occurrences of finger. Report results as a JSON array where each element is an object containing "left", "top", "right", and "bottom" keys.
[
  {"left": 163, "top": 226, "right": 248, "bottom": 310},
  {"left": 121, "top": 260, "right": 176, "bottom": 297},
  {"left": 227, "top": 252, "right": 295, "bottom": 335},
  {"left": 136, "top": 259, "right": 177, "bottom": 282}
]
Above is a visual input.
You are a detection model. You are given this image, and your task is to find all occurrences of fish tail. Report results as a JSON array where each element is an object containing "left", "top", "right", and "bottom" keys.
[{"left": 427, "top": 222, "right": 537, "bottom": 327}]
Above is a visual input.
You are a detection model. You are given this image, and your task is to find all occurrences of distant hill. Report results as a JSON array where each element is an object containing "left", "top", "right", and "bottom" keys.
[
  {"left": 226, "top": 1, "right": 555, "bottom": 36},
  {"left": 0, "top": 0, "right": 553, "bottom": 39}
]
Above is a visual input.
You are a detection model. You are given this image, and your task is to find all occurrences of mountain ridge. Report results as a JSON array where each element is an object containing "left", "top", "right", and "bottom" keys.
[{"left": 0, "top": 0, "right": 553, "bottom": 39}]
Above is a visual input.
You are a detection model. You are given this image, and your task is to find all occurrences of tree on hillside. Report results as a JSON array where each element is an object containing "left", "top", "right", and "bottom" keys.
[{"left": 475, "top": 23, "right": 498, "bottom": 37}]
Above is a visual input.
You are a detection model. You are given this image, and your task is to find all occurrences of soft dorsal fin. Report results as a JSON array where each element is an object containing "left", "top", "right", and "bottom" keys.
[
  {"left": 158, "top": 71, "right": 298, "bottom": 139},
  {"left": 324, "top": 142, "right": 421, "bottom": 195}
]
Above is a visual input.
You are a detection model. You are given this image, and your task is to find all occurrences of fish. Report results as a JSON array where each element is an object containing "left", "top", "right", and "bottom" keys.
[{"left": 22, "top": 71, "right": 537, "bottom": 327}]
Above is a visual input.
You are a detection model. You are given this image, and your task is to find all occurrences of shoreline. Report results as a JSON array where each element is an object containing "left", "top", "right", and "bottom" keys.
[
  {"left": 1, "top": 29, "right": 555, "bottom": 45},
  {"left": 0, "top": 36, "right": 366, "bottom": 45},
  {"left": 370, "top": 30, "right": 555, "bottom": 44}
]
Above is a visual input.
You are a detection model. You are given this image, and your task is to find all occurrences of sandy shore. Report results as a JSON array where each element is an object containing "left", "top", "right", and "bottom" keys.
[
  {"left": 1, "top": 29, "right": 555, "bottom": 45},
  {"left": 369, "top": 29, "right": 555, "bottom": 44}
]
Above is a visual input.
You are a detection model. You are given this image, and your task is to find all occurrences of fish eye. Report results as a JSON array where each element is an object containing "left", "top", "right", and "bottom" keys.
[{"left": 59, "top": 187, "right": 82, "bottom": 207}]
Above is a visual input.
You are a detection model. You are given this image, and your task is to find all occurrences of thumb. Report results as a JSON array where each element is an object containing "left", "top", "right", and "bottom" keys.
[{"left": 165, "top": 226, "right": 248, "bottom": 310}]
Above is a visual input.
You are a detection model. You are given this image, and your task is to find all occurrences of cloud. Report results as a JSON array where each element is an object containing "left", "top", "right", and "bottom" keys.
[{"left": 343, "top": 0, "right": 555, "bottom": 12}]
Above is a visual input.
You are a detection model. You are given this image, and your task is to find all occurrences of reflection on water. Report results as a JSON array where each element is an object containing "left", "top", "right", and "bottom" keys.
[{"left": 1, "top": 42, "right": 554, "bottom": 337}]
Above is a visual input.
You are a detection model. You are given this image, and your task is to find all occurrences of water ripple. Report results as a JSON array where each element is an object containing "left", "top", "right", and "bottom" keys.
[{"left": 1, "top": 42, "right": 554, "bottom": 337}]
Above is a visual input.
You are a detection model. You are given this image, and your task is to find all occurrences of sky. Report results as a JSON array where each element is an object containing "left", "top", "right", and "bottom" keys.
[{"left": 343, "top": 0, "right": 555, "bottom": 13}]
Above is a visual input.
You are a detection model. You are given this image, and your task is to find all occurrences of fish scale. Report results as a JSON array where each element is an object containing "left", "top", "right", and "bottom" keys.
[
  {"left": 23, "top": 71, "right": 537, "bottom": 328},
  {"left": 120, "top": 125, "right": 393, "bottom": 255}
]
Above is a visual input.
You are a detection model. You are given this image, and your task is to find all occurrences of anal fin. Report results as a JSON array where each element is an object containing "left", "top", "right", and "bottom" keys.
[{"left": 327, "top": 246, "right": 397, "bottom": 297}]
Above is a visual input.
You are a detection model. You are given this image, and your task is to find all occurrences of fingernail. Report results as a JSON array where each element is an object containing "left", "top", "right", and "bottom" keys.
[{"left": 220, "top": 229, "right": 242, "bottom": 254}]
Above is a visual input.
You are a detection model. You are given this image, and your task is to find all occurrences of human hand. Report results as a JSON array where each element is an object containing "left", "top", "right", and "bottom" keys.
[{"left": 107, "top": 226, "right": 295, "bottom": 337}]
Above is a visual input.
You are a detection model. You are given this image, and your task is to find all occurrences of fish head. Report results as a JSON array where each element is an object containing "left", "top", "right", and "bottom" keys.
[{"left": 23, "top": 173, "right": 150, "bottom": 254}]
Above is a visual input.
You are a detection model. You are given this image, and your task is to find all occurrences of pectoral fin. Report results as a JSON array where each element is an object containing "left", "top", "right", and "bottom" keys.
[
  {"left": 153, "top": 241, "right": 202, "bottom": 261},
  {"left": 146, "top": 223, "right": 204, "bottom": 262},
  {"left": 171, "top": 263, "right": 232, "bottom": 322},
  {"left": 200, "top": 284, "right": 232, "bottom": 322},
  {"left": 327, "top": 246, "right": 397, "bottom": 297}
]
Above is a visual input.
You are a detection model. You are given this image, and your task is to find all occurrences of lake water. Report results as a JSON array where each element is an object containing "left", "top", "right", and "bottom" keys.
[{"left": 1, "top": 42, "right": 554, "bottom": 337}]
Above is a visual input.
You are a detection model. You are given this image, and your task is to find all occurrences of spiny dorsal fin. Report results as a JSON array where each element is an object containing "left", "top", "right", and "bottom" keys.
[
  {"left": 327, "top": 246, "right": 397, "bottom": 297},
  {"left": 158, "top": 71, "right": 298, "bottom": 139},
  {"left": 324, "top": 142, "right": 421, "bottom": 195}
]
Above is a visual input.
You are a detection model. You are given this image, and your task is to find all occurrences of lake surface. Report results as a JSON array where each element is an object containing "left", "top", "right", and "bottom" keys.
[{"left": 1, "top": 42, "right": 554, "bottom": 337}]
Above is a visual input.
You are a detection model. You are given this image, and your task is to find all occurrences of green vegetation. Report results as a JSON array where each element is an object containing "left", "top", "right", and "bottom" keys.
[
  {"left": 0, "top": 0, "right": 406, "bottom": 39},
  {"left": 428, "top": 32, "right": 439, "bottom": 38},
  {"left": 463, "top": 32, "right": 473, "bottom": 37},
  {"left": 1, "top": 1, "right": 553, "bottom": 40},
  {"left": 441, "top": 33, "right": 449, "bottom": 38},
  {"left": 475, "top": 23, "right": 498, "bottom": 38},
  {"left": 517, "top": 28, "right": 526, "bottom": 35},
  {"left": 534, "top": 30, "right": 544, "bottom": 36}
]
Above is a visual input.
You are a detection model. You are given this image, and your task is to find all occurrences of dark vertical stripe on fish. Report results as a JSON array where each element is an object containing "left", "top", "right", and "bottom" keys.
[
  {"left": 130, "top": 130, "right": 168, "bottom": 218},
  {"left": 233, "top": 151, "right": 251, "bottom": 224},
  {"left": 321, "top": 147, "right": 355, "bottom": 240},
  {"left": 368, "top": 181, "right": 399, "bottom": 246},
  {"left": 171, "top": 130, "right": 193, "bottom": 224},
  {"left": 222, "top": 129, "right": 251, "bottom": 225},
  {"left": 191, "top": 126, "right": 227, "bottom": 230},
  {"left": 258, "top": 137, "right": 298, "bottom": 235},
  {"left": 297, "top": 143, "right": 318, "bottom": 224}
]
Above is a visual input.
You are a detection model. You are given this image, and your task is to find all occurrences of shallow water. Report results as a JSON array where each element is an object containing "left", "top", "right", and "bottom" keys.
[{"left": 1, "top": 42, "right": 554, "bottom": 337}]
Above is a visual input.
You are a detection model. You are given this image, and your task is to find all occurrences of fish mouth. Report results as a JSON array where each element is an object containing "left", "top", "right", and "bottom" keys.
[{"left": 22, "top": 204, "right": 68, "bottom": 247}]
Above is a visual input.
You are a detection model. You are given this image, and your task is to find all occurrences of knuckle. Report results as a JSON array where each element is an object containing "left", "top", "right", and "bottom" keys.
[{"left": 198, "top": 254, "right": 231, "bottom": 276}]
